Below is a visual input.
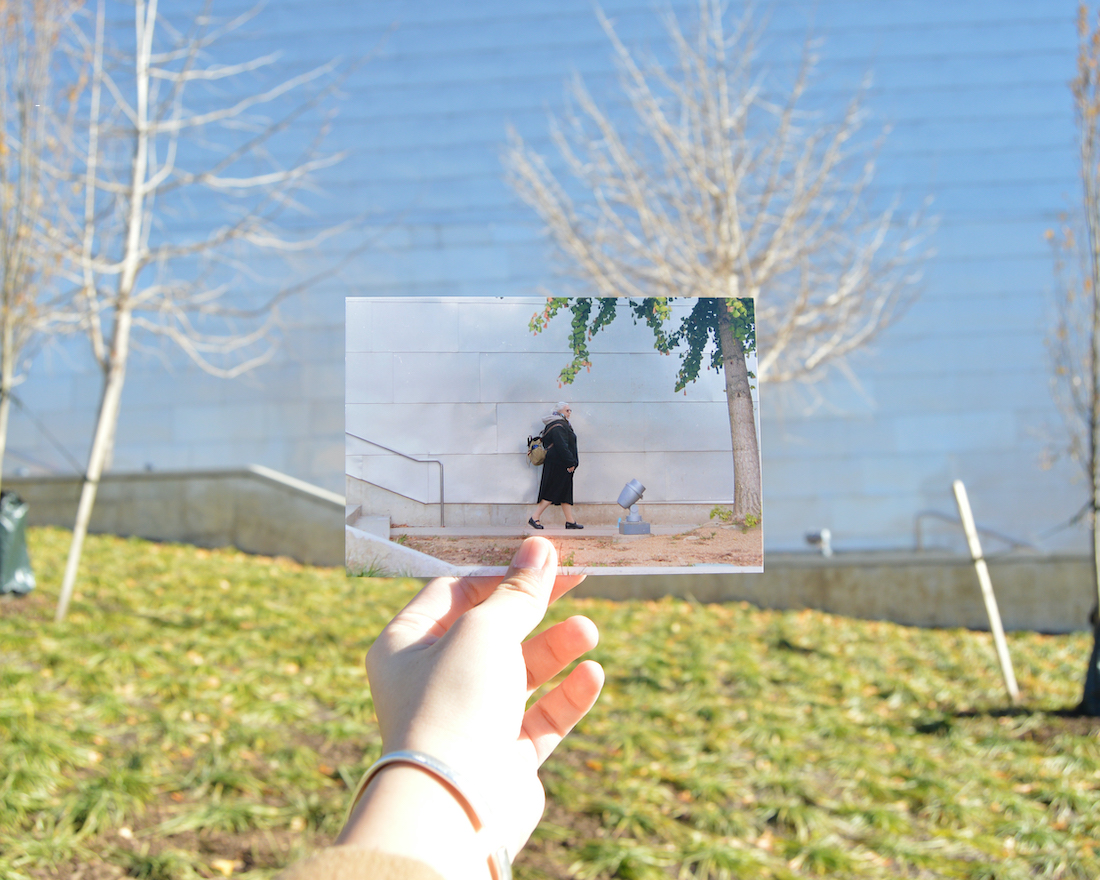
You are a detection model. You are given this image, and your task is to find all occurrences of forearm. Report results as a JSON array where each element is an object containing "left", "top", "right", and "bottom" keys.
[{"left": 317, "top": 539, "right": 599, "bottom": 880}]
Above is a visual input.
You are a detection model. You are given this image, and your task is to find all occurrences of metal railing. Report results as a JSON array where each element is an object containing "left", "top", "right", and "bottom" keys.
[
  {"left": 345, "top": 432, "right": 445, "bottom": 527},
  {"left": 913, "top": 510, "right": 1035, "bottom": 553}
]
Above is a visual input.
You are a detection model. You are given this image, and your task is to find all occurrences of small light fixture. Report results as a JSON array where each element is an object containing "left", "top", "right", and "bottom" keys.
[
  {"left": 805, "top": 528, "right": 833, "bottom": 558},
  {"left": 616, "top": 479, "right": 651, "bottom": 535}
]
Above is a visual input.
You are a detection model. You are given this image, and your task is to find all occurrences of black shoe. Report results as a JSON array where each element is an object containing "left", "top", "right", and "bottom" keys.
[
  {"left": 528, "top": 517, "right": 544, "bottom": 530},
  {"left": 565, "top": 521, "right": 584, "bottom": 529}
]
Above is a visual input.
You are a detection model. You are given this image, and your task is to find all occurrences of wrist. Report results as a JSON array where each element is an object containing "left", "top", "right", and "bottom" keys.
[
  {"left": 336, "top": 751, "right": 512, "bottom": 880},
  {"left": 337, "top": 763, "right": 489, "bottom": 880}
]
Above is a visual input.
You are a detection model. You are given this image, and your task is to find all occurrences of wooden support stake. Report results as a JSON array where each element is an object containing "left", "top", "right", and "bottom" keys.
[{"left": 952, "top": 480, "right": 1019, "bottom": 705}]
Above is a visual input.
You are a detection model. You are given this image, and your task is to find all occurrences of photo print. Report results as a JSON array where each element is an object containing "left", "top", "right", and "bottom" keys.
[{"left": 345, "top": 295, "right": 763, "bottom": 576}]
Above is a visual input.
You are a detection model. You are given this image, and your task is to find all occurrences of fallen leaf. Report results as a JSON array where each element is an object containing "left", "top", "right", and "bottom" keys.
[{"left": 211, "top": 858, "right": 241, "bottom": 876}]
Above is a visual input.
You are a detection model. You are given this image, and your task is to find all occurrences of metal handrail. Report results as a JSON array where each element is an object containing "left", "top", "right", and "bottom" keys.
[
  {"left": 914, "top": 510, "right": 1035, "bottom": 553},
  {"left": 346, "top": 432, "right": 445, "bottom": 527}
]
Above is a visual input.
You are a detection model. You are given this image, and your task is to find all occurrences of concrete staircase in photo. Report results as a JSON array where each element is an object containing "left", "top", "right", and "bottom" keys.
[
  {"left": 346, "top": 503, "right": 391, "bottom": 539},
  {"left": 344, "top": 502, "right": 460, "bottom": 577}
]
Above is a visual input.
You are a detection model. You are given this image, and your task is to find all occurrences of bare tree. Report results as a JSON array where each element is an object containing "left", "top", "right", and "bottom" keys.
[
  {"left": 507, "top": 0, "right": 927, "bottom": 515},
  {"left": 54, "top": 0, "right": 349, "bottom": 622},
  {"left": 1049, "top": 4, "right": 1100, "bottom": 715},
  {"left": 0, "top": 0, "right": 83, "bottom": 493}
]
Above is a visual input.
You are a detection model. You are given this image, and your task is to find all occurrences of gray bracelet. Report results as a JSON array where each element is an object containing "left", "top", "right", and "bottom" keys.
[{"left": 347, "top": 749, "right": 512, "bottom": 880}]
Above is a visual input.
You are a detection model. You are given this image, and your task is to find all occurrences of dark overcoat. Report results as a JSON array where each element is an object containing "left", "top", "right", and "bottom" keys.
[{"left": 537, "top": 419, "right": 578, "bottom": 505}]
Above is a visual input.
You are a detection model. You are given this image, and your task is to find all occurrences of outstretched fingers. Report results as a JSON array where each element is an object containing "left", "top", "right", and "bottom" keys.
[
  {"left": 521, "top": 660, "right": 605, "bottom": 766},
  {"left": 548, "top": 572, "right": 588, "bottom": 605},
  {"left": 522, "top": 616, "right": 599, "bottom": 693}
]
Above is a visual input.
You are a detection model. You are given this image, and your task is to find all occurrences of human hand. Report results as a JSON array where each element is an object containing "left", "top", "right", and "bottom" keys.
[{"left": 338, "top": 537, "right": 604, "bottom": 876}]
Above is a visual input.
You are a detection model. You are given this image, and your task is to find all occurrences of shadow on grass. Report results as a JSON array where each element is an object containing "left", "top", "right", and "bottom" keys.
[{"left": 916, "top": 704, "right": 1100, "bottom": 741}]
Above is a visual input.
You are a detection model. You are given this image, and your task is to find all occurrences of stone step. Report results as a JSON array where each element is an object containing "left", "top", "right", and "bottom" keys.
[{"left": 354, "top": 514, "right": 391, "bottom": 539}]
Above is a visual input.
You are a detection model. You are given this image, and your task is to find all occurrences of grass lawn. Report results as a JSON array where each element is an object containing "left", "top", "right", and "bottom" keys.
[{"left": 1, "top": 527, "right": 1098, "bottom": 879}]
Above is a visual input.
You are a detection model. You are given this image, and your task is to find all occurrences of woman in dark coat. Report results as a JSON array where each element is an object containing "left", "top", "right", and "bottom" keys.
[{"left": 529, "top": 402, "right": 583, "bottom": 530}]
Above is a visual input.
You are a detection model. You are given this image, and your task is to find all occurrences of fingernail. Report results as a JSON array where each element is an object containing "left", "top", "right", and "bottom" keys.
[{"left": 513, "top": 537, "right": 550, "bottom": 570}]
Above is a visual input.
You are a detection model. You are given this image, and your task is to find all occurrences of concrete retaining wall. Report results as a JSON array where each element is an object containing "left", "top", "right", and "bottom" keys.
[
  {"left": 9, "top": 466, "right": 345, "bottom": 567},
  {"left": 578, "top": 552, "right": 1095, "bottom": 634},
  {"left": 15, "top": 468, "right": 1091, "bottom": 633}
]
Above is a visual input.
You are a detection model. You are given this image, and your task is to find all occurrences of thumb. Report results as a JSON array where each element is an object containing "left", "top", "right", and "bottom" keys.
[{"left": 467, "top": 537, "right": 558, "bottom": 639}]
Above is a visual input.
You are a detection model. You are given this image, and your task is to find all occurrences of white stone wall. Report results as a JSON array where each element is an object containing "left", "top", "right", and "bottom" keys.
[
  {"left": 15, "top": 319, "right": 344, "bottom": 494},
  {"left": 346, "top": 297, "right": 759, "bottom": 510},
  {"left": 12, "top": 467, "right": 344, "bottom": 566}
]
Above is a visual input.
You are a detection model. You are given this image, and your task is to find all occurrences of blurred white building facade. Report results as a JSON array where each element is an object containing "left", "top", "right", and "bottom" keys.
[{"left": 15, "top": 0, "right": 1085, "bottom": 554}]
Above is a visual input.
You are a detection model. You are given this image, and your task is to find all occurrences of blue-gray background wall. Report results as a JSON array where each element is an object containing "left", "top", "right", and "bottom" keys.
[{"left": 20, "top": 1, "right": 1083, "bottom": 554}]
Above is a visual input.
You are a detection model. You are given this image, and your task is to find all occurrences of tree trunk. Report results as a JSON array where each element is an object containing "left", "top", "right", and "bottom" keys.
[
  {"left": 54, "top": 309, "right": 132, "bottom": 623},
  {"left": 1084, "top": 261, "right": 1100, "bottom": 712},
  {"left": 0, "top": 318, "right": 14, "bottom": 497},
  {"left": 718, "top": 305, "right": 762, "bottom": 519},
  {"left": 1083, "top": 105, "right": 1100, "bottom": 712},
  {"left": 0, "top": 391, "right": 10, "bottom": 499},
  {"left": 55, "top": 1, "right": 152, "bottom": 623},
  {"left": 1088, "top": 408, "right": 1100, "bottom": 712},
  {"left": 1083, "top": 617, "right": 1100, "bottom": 716}
]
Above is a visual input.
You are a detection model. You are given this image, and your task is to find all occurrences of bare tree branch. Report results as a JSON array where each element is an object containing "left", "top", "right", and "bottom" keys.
[
  {"left": 508, "top": 0, "right": 930, "bottom": 388},
  {"left": 1046, "top": 3, "right": 1100, "bottom": 714},
  {"left": 54, "top": 0, "right": 357, "bottom": 621},
  {"left": 0, "top": 0, "right": 84, "bottom": 491}
]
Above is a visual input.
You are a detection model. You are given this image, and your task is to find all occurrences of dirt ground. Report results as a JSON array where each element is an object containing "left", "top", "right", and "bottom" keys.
[{"left": 401, "top": 522, "right": 763, "bottom": 569}]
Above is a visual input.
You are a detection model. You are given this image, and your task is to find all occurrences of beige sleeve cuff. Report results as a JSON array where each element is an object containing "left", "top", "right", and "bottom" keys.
[{"left": 273, "top": 846, "right": 445, "bottom": 880}]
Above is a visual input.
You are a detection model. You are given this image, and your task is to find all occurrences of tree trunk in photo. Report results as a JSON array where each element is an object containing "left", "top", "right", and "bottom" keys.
[{"left": 718, "top": 305, "right": 761, "bottom": 519}]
